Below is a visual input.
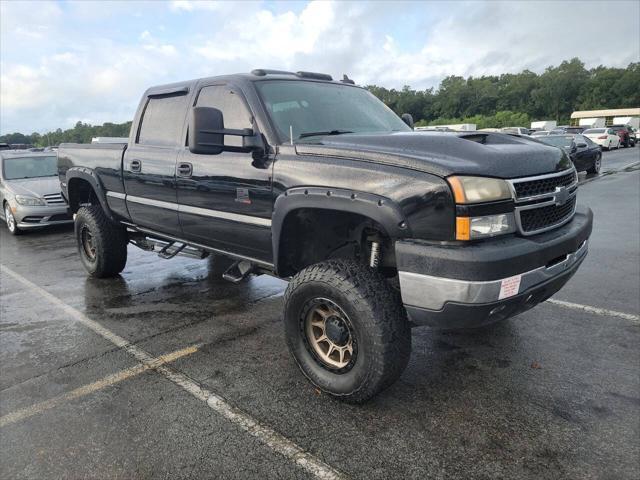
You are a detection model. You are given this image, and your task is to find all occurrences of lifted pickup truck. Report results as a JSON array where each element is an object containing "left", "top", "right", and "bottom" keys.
[{"left": 58, "top": 69, "right": 592, "bottom": 402}]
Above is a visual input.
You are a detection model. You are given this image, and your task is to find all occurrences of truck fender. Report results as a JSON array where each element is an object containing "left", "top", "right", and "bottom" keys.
[
  {"left": 64, "top": 167, "right": 116, "bottom": 222},
  {"left": 271, "top": 187, "right": 410, "bottom": 275}
]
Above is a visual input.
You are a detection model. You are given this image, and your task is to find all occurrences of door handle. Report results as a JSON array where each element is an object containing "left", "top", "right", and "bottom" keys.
[
  {"left": 177, "top": 162, "right": 193, "bottom": 178},
  {"left": 130, "top": 159, "right": 142, "bottom": 173}
]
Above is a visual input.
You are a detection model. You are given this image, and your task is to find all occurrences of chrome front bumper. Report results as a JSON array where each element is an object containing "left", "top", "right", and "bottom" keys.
[
  {"left": 395, "top": 206, "right": 593, "bottom": 328},
  {"left": 399, "top": 239, "right": 588, "bottom": 311}
]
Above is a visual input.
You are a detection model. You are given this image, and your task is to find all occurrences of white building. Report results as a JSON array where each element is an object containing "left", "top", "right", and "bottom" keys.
[{"left": 570, "top": 108, "right": 639, "bottom": 130}]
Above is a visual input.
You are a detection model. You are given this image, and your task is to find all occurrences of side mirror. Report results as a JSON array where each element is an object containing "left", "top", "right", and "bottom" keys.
[
  {"left": 189, "top": 107, "right": 224, "bottom": 155},
  {"left": 188, "top": 106, "right": 263, "bottom": 155},
  {"left": 401, "top": 113, "right": 414, "bottom": 129},
  {"left": 577, "top": 142, "right": 587, "bottom": 148}
]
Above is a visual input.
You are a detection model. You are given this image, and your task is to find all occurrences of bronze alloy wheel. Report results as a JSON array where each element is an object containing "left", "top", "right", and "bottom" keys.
[
  {"left": 302, "top": 298, "right": 356, "bottom": 372},
  {"left": 81, "top": 225, "right": 97, "bottom": 261}
]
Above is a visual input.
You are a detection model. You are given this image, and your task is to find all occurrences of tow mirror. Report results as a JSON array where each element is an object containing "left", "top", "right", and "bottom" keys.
[
  {"left": 189, "top": 107, "right": 224, "bottom": 155},
  {"left": 401, "top": 113, "right": 414, "bottom": 129},
  {"left": 188, "top": 106, "right": 263, "bottom": 155}
]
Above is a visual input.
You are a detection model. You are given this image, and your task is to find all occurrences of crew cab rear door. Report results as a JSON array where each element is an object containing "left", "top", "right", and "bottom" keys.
[
  {"left": 176, "top": 83, "right": 273, "bottom": 262},
  {"left": 123, "top": 89, "right": 191, "bottom": 235}
]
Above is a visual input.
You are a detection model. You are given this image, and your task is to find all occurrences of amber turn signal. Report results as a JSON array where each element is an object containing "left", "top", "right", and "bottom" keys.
[{"left": 456, "top": 217, "right": 470, "bottom": 241}]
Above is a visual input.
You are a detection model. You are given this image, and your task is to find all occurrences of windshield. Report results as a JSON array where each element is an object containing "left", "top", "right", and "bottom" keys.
[
  {"left": 255, "top": 80, "right": 411, "bottom": 143},
  {"left": 539, "top": 136, "right": 574, "bottom": 149},
  {"left": 584, "top": 128, "right": 604, "bottom": 134},
  {"left": 2, "top": 156, "right": 58, "bottom": 180}
]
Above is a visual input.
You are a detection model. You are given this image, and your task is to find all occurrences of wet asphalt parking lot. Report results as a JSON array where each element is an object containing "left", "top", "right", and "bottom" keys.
[{"left": 1, "top": 147, "right": 639, "bottom": 480}]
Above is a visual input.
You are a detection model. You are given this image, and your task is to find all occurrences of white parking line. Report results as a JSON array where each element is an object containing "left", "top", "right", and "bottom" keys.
[
  {"left": 547, "top": 298, "right": 640, "bottom": 324},
  {"left": 0, "top": 344, "right": 200, "bottom": 427},
  {"left": 0, "top": 265, "right": 346, "bottom": 480}
]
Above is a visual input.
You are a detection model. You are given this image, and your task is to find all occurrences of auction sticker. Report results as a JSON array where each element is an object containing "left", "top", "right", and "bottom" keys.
[{"left": 498, "top": 275, "right": 522, "bottom": 299}]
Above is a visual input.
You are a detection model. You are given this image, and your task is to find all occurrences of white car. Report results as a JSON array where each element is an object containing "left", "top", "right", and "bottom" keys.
[{"left": 583, "top": 128, "right": 621, "bottom": 150}]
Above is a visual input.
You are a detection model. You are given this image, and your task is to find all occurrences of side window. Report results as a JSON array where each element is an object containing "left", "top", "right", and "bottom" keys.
[
  {"left": 196, "top": 85, "right": 253, "bottom": 147},
  {"left": 138, "top": 93, "right": 189, "bottom": 146}
]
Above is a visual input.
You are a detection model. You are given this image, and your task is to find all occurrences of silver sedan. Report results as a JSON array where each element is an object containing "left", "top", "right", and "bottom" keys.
[{"left": 0, "top": 150, "right": 72, "bottom": 235}]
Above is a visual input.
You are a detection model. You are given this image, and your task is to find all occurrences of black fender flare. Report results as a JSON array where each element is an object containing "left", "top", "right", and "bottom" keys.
[
  {"left": 65, "top": 167, "right": 116, "bottom": 222},
  {"left": 272, "top": 187, "right": 410, "bottom": 275}
]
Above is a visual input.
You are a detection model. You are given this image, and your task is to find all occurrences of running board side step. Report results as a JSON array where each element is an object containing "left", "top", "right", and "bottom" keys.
[
  {"left": 129, "top": 235, "right": 209, "bottom": 260},
  {"left": 222, "top": 260, "right": 255, "bottom": 283}
]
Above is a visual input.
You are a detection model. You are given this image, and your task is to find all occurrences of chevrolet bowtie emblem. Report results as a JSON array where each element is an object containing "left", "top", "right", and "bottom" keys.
[{"left": 554, "top": 186, "right": 569, "bottom": 206}]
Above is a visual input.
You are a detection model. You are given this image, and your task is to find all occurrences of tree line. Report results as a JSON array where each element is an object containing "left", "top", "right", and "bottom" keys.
[
  {"left": 2, "top": 58, "right": 638, "bottom": 146},
  {"left": 1, "top": 121, "right": 132, "bottom": 147}
]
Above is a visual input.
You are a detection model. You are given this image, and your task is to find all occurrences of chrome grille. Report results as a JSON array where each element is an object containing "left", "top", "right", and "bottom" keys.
[
  {"left": 512, "top": 170, "right": 576, "bottom": 199},
  {"left": 509, "top": 169, "right": 578, "bottom": 236},
  {"left": 43, "top": 193, "right": 66, "bottom": 205}
]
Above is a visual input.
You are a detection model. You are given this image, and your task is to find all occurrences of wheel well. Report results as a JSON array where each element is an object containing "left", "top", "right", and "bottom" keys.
[
  {"left": 277, "top": 208, "right": 396, "bottom": 277},
  {"left": 67, "top": 178, "right": 98, "bottom": 213}
]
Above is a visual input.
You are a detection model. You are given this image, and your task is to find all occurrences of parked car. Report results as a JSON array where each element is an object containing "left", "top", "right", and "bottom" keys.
[
  {"left": 608, "top": 124, "right": 635, "bottom": 147},
  {"left": 583, "top": 128, "right": 621, "bottom": 150},
  {"left": 1, "top": 150, "right": 72, "bottom": 235},
  {"left": 530, "top": 130, "right": 551, "bottom": 137},
  {"left": 500, "top": 127, "right": 531, "bottom": 135},
  {"left": 58, "top": 69, "right": 592, "bottom": 402},
  {"left": 552, "top": 126, "right": 587, "bottom": 134},
  {"left": 536, "top": 134, "right": 601, "bottom": 174}
]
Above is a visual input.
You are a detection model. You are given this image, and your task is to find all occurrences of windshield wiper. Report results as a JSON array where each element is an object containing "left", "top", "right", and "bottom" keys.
[{"left": 298, "top": 130, "right": 353, "bottom": 139}]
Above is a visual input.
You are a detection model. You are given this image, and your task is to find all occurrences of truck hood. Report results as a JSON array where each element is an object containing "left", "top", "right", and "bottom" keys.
[
  {"left": 6, "top": 176, "right": 62, "bottom": 197},
  {"left": 295, "top": 132, "right": 573, "bottom": 179}
]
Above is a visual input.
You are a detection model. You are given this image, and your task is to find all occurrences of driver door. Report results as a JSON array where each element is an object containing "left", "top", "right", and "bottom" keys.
[{"left": 176, "top": 83, "right": 273, "bottom": 262}]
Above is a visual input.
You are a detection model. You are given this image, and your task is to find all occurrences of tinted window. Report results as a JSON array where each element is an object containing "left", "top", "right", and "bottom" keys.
[
  {"left": 584, "top": 128, "right": 605, "bottom": 134},
  {"left": 196, "top": 85, "right": 253, "bottom": 147},
  {"left": 138, "top": 94, "right": 189, "bottom": 146},
  {"left": 3, "top": 156, "right": 57, "bottom": 180},
  {"left": 255, "top": 80, "right": 410, "bottom": 143},
  {"left": 539, "top": 136, "right": 574, "bottom": 149}
]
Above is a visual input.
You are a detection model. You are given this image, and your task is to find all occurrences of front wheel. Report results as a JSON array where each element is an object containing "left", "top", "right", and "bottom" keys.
[
  {"left": 75, "top": 205, "right": 128, "bottom": 278},
  {"left": 284, "top": 260, "right": 411, "bottom": 403},
  {"left": 4, "top": 203, "right": 21, "bottom": 235}
]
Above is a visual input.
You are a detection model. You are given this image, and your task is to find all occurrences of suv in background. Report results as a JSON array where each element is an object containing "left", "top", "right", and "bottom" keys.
[{"left": 609, "top": 125, "right": 636, "bottom": 147}]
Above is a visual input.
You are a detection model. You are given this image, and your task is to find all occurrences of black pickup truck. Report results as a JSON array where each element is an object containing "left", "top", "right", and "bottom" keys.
[{"left": 58, "top": 69, "right": 592, "bottom": 402}]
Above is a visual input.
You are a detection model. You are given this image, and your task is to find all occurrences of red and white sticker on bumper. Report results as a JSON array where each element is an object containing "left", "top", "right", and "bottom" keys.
[{"left": 498, "top": 274, "right": 522, "bottom": 300}]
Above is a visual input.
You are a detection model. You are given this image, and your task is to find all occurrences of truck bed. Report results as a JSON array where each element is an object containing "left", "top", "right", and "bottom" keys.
[{"left": 58, "top": 142, "right": 127, "bottom": 195}]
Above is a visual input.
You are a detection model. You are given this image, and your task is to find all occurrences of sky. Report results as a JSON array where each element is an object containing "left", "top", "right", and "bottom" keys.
[{"left": 1, "top": 0, "right": 639, "bottom": 135}]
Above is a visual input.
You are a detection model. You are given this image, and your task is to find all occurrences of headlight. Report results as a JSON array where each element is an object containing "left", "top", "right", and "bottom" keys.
[
  {"left": 457, "top": 213, "right": 517, "bottom": 240},
  {"left": 15, "top": 195, "right": 46, "bottom": 206},
  {"left": 447, "top": 176, "right": 512, "bottom": 204}
]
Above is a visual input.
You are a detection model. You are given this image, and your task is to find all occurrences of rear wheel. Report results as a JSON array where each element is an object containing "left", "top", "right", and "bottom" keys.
[
  {"left": 587, "top": 153, "right": 601, "bottom": 174},
  {"left": 75, "top": 205, "right": 128, "bottom": 277},
  {"left": 4, "top": 203, "right": 21, "bottom": 236},
  {"left": 284, "top": 260, "right": 411, "bottom": 403}
]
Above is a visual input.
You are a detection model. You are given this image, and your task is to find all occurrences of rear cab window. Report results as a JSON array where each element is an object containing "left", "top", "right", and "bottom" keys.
[{"left": 137, "top": 93, "right": 190, "bottom": 147}]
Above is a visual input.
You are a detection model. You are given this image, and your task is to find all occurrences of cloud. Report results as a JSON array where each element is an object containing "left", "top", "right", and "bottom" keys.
[{"left": 1, "top": 0, "right": 638, "bottom": 134}]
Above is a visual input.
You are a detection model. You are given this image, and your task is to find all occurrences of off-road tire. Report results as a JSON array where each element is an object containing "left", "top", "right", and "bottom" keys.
[
  {"left": 75, "top": 205, "right": 128, "bottom": 278},
  {"left": 283, "top": 259, "right": 411, "bottom": 403}
]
